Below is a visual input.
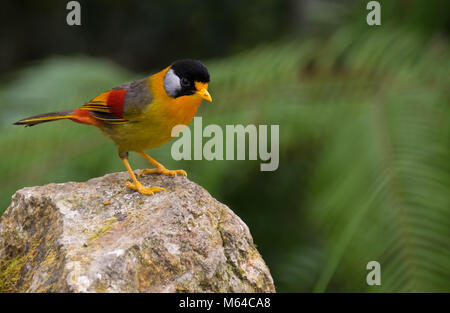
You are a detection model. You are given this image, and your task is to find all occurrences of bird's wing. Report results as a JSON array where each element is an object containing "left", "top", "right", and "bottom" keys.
[
  {"left": 80, "top": 77, "right": 153, "bottom": 124},
  {"left": 115, "top": 77, "right": 154, "bottom": 119},
  {"left": 80, "top": 89, "right": 128, "bottom": 124}
]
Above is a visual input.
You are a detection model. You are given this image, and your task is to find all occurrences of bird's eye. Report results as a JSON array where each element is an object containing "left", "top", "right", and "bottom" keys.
[{"left": 180, "top": 77, "right": 190, "bottom": 87}]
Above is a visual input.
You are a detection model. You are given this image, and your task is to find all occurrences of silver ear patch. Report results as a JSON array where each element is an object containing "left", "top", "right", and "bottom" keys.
[{"left": 163, "top": 69, "right": 181, "bottom": 97}]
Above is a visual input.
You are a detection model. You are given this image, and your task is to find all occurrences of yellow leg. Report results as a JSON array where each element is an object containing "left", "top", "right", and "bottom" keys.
[
  {"left": 121, "top": 157, "right": 166, "bottom": 195},
  {"left": 137, "top": 151, "right": 187, "bottom": 177}
]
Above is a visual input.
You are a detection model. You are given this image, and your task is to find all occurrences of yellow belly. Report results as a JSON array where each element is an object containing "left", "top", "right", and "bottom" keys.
[{"left": 102, "top": 96, "right": 201, "bottom": 153}]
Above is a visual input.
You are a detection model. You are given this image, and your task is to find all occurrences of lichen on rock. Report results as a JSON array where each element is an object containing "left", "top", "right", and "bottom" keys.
[{"left": 0, "top": 171, "right": 275, "bottom": 293}]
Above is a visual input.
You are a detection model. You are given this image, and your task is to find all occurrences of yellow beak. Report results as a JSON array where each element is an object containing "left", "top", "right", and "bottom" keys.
[
  {"left": 196, "top": 88, "right": 212, "bottom": 102},
  {"left": 194, "top": 82, "right": 212, "bottom": 102}
]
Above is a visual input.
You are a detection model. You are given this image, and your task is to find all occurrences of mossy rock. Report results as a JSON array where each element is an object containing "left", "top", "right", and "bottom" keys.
[{"left": 0, "top": 172, "right": 275, "bottom": 293}]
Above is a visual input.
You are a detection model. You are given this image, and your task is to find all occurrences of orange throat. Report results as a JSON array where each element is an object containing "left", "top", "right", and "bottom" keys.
[{"left": 149, "top": 66, "right": 203, "bottom": 128}]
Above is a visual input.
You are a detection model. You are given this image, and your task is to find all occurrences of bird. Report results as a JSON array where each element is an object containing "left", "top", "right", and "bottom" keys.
[{"left": 14, "top": 59, "right": 212, "bottom": 195}]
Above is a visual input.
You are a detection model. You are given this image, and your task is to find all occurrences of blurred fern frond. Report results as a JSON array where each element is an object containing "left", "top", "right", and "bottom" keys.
[{"left": 207, "top": 24, "right": 449, "bottom": 292}]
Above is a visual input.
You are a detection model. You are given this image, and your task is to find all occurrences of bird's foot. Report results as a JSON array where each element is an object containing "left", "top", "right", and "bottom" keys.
[
  {"left": 125, "top": 181, "right": 166, "bottom": 195},
  {"left": 139, "top": 167, "right": 187, "bottom": 177}
]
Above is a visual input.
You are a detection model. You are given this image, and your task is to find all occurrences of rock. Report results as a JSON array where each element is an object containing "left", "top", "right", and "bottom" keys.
[{"left": 0, "top": 172, "right": 275, "bottom": 293}]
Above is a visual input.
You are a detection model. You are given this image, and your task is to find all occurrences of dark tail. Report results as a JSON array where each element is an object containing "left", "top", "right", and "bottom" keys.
[{"left": 14, "top": 110, "right": 75, "bottom": 127}]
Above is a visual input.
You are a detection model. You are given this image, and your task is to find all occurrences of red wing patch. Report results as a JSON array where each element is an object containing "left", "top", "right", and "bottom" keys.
[
  {"left": 80, "top": 89, "right": 128, "bottom": 124},
  {"left": 106, "top": 89, "right": 127, "bottom": 118}
]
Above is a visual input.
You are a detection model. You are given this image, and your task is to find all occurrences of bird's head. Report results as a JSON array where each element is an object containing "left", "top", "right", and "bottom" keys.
[{"left": 163, "top": 59, "right": 212, "bottom": 102}]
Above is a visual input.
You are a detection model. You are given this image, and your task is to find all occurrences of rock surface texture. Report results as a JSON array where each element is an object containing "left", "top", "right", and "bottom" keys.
[{"left": 0, "top": 172, "right": 274, "bottom": 293}]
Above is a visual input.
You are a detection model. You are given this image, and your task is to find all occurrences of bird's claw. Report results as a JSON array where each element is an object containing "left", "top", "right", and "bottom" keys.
[
  {"left": 139, "top": 167, "right": 187, "bottom": 177},
  {"left": 125, "top": 181, "right": 166, "bottom": 195}
]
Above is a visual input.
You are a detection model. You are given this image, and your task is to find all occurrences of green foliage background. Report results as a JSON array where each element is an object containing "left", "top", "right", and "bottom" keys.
[{"left": 0, "top": 0, "right": 449, "bottom": 292}]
